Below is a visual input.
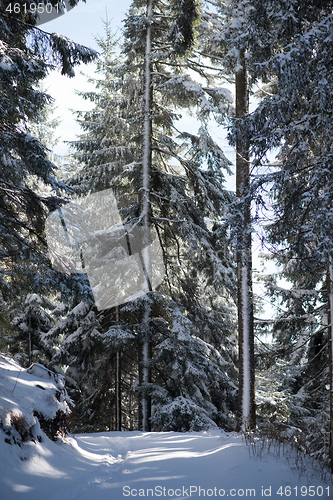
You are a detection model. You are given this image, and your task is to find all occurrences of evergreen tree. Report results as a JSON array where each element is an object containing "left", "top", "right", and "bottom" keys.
[
  {"left": 53, "top": 3, "right": 239, "bottom": 432},
  {"left": 221, "top": 0, "right": 333, "bottom": 468},
  {"left": 265, "top": 265, "right": 330, "bottom": 463},
  {"left": 29, "top": 85, "right": 62, "bottom": 160},
  {"left": 12, "top": 293, "right": 54, "bottom": 365},
  {"left": 0, "top": 0, "right": 97, "bottom": 366}
]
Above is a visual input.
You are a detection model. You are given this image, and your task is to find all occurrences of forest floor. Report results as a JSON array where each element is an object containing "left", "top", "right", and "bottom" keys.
[
  {"left": 0, "top": 354, "right": 332, "bottom": 499},
  {"left": 1, "top": 429, "right": 333, "bottom": 499}
]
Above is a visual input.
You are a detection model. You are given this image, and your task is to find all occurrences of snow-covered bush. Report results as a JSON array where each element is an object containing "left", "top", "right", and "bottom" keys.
[{"left": 150, "top": 396, "right": 218, "bottom": 432}]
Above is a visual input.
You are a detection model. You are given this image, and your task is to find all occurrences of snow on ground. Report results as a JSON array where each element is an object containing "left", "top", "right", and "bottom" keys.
[
  {"left": 1, "top": 431, "right": 332, "bottom": 500},
  {"left": 0, "top": 354, "right": 71, "bottom": 427},
  {"left": 0, "top": 354, "right": 332, "bottom": 500}
]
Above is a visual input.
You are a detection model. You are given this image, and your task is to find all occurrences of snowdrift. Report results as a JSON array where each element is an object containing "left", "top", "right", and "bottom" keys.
[
  {"left": 0, "top": 353, "right": 71, "bottom": 445},
  {"left": 0, "top": 353, "right": 332, "bottom": 500}
]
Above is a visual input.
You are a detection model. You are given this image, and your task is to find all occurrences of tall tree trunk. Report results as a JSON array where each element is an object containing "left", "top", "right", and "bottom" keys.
[
  {"left": 28, "top": 310, "right": 32, "bottom": 366},
  {"left": 116, "top": 351, "right": 121, "bottom": 430},
  {"left": 327, "top": 258, "right": 333, "bottom": 473},
  {"left": 140, "top": 0, "right": 154, "bottom": 432},
  {"left": 235, "top": 52, "right": 256, "bottom": 431},
  {"left": 116, "top": 306, "right": 122, "bottom": 431},
  {"left": 129, "top": 373, "right": 133, "bottom": 430},
  {"left": 138, "top": 338, "right": 152, "bottom": 431}
]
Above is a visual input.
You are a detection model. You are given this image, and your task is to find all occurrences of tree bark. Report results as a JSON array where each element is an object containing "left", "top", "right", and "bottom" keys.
[
  {"left": 116, "top": 351, "right": 121, "bottom": 431},
  {"left": 28, "top": 309, "right": 32, "bottom": 366},
  {"left": 327, "top": 258, "right": 333, "bottom": 473},
  {"left": 235, "top": 52, "right": 256, "bottom": 432},
  {"left": 140, "top": 0, "right": 154, "bottom": 432},
  {"left": 116, "top": 306, "right": 122, "bottom": 431},
  {"left": 138, "top": 339, "right": 152, "bottom": 431}
]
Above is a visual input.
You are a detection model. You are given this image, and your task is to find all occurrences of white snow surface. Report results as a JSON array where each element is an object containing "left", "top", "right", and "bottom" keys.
[
  {"left": 0, "top": 354, "right": 71, "bottom": 424},
  {"left": 0, "top": 355, "right": 332, "bottom": 499}
]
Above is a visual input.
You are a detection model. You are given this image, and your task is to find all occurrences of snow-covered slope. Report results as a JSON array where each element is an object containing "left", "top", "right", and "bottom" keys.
[
  {"left": 0, "top": 353, "right": 71, "bottom": 446},
  {"left": 0, "top": 354, "right": 331, "bottom": 500}
]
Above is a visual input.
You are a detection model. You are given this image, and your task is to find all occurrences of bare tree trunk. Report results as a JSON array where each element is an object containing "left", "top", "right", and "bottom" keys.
[
  {"left": 28, "top": 310, "right": 32, "bottom": 366},
  {"left": 116, "top": 306, "right": 122, "bottom": 431},
  {"left": 116, "top": 351, "right": 121, "bottom": 430},
  {"left": 129, "top": 373, "right": 133, "bottom": 431},
  {"left": 140, "top": 0, "right": 154, "bottom": 432},
  {"left": 327, "top": 258, "right": 333, "bottom": 473},
  {"left": 141, "top": 340, "right": 152, "bottom": 431},
  {"left": 235, "top": 52, "right": 256, "bottom": 432},
  {"left": 138, "top": 339, "right": 152, "bottom": 431}
]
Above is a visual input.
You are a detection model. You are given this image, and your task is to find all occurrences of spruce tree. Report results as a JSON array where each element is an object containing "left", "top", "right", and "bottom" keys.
[
  {"left": 29, "top": 85, "right": 62, "bottom": 160},
  {"left": 0, "top": 1, "right": 96, "bottom": 367},
  {"left": 54, "top": 3, "right": 239, "bottom": 432},
  {"left": 222, "top": 0, "right": 333, "bottom": 468}
]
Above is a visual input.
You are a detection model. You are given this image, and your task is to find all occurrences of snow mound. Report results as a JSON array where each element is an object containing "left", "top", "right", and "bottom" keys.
[{"left": 0, "top": 353, "right": 72, "bottom": 444}]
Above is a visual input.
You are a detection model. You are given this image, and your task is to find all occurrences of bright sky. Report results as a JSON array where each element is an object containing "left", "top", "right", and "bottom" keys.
[{"left": 43, "top": 0, "right": 132, "bottom": 155}]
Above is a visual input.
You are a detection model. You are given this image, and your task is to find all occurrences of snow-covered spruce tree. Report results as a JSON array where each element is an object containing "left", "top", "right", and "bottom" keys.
[
  {"left": 61, "top": 3, "right": 239, "bottom": 432},
  {"left": 197, "top": 0, "right": 333, "bottom": 446},
  {"left": 263, "top": 2, "right": 333, "bottom": 470},
  {"left": 0, "top": 1, "right": 96, "bottom": 366},
  {"left": 261, "top": 261, "right": 330, "bottom": 463},
  {"left": 223, "top": 0, "right": 333, "bottom": 468},
  {"left": 8, "top": 91, "right": 63, "bottom": 367},
  {"left": 121, "top": 0, "right": 238, "bottom": 432},
  {"left": 40, "top": 22, "right": 138, "bottom": 432},
  {"left": 29, "top": 85, "right": 62, "bottom": 161},
  {"left": 11, "top": 293, "right": 54, "bottom": 365}
]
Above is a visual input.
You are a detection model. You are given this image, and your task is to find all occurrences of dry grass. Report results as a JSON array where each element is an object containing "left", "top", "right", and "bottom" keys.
[{"left": 243, "top": 422, "right": 333, "bottom": 483}]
